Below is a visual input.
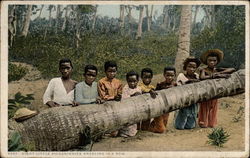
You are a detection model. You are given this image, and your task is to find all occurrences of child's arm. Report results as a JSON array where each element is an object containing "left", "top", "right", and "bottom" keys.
[
  {"left": 149, "top": 89, "right": 157, "bottom": 99},
  {"left": 214, "top": 68, "right": 236, "bottom": 77},
  {"left": 130, "top": 92, "right": 141, "bottom": 97},
  {"left": 212, "top": 68, "right": 235, "bottom": 79},
  {"left": 96, "top": 96, "right": 104, "bottom": 104},
  {"left": 114, "top": 82, "right": 123, "bottom": 101},
  {"left": 216, "top": 67, "right": 236, "bottom": 74},
  {"left": 200, "top": 69, "right": 212, "bottom": 80},
  {"left": 155, "top": 83, "right": 161, "bottom": 90}
]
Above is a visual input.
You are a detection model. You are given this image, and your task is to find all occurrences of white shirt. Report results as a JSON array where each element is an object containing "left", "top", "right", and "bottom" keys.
[
  {"left": 176, "top": 73, "right": 199, "bottom": 86},
  {"left": 43, "top": 77, "right": 74, "bottom": 105}
]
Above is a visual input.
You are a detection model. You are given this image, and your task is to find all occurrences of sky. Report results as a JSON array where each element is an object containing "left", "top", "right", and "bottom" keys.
[
  {"left": 96, "top": 5, "right": 164, "bottom": 20},
  {"left": 31, "top": 5, "right": 204, "bottom": 22}
]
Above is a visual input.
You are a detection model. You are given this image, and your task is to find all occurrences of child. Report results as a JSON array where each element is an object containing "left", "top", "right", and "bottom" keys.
[
  {"left": 98, "top": 61, "right": 123, "bottom": 101},
  {"left": 145, "top": 67, "right": 177, "bottom": 133},
  {"left": 138, "top": 68, "right": 157, "bottom": 98},
  {"left": 174, "top": 57, "right": 201, "bottom": 130},
  {"left": 43, "top": 58, "right": 77, "bottom": 107},
  {"left": 98, "top": 61, "right": 123, "bottom": 137},
  {"left": 118, "top": 71, "right": 142, "bottom": 137},
  {"left": 75, "top": 65, "right": 102, "bottom": 105},
  {"left": 198, "top": 49, "right": 235, "bottom": 128},
  {"left": 138, "top": 68, "right": 157, "bottom": 131}
]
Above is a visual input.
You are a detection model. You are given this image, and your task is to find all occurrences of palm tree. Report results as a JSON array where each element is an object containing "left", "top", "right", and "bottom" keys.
[
  {"left": 136, "top": 5, "right": 144, "bottom": 39},
  {"left": 20, "top": 5, "right": 32, "bottom": 37},
  {"left": 174, "top": 5, "right": 192, "bottom": 73},
  {"left": 9, "top": 70, "right": 245, "bottom": 151}
]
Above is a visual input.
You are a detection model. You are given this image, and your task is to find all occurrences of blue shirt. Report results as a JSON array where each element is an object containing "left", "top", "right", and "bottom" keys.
[{"left": 75, "top": 81, "right": 98, "bottom": 104}]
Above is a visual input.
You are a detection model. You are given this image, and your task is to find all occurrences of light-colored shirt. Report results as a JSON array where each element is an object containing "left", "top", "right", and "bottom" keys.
[
  {"left": 119, "top": 84, "right": 142, "bottom": 137},
  {"left": 98, "top": 77, "right": 123, "bottom": 100},
  {"left": 176, "top": 73, "right": 199, "bottom": 86},
  {"left": 138, "top": 81, "right": 155, "bottom": 93},
  {"left": 43, "top": 77, "right": 74, "bottom": 105},
  {"left": 75, "top": 81, "right": 98, "bottom": 104},
  {"left": 122, "top": 84, "right": 142, "bottom": 99}
]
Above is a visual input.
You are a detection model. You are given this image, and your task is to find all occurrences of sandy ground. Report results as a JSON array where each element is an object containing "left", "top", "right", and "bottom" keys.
[{"left": 8, "top": 63, "right": 246, "bottom": 152}]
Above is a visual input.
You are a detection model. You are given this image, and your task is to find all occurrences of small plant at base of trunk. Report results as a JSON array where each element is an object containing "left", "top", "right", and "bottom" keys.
[{"left": 207, "top": 127, "right": 230, "bottom": 147}]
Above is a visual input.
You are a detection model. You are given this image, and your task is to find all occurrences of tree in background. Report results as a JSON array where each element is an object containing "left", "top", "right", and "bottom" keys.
[
  {"left": 145, "top": 5, "right": 154, "bottom": 32},
  {"left": 91, "top": 5, "right": 98, "bottom": 31},
  {"left": 174, "top": 5, "right": 192, "bottom": 73},
  {"left": 119, "top": 5, "right": 125, "bottom": 34},
  {"left": 8, "top": 5, "right": 245, "bottom": 80},
  {"left": 191, "top": 5, "right": 245, "bottom": 69},
  {"left": 136, "top": 5, "right": 144, "bottom": 39},
  {"left": 8, "top": 5, "right": 16, "bottom": 47}
]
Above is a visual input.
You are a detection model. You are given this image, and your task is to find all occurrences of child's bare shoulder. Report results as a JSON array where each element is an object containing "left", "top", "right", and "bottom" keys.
[{"left": 70, "top": 79, "right": 78, "bottom": 85}]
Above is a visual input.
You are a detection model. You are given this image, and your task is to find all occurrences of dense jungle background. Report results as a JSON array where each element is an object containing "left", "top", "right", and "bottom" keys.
[{"left": 8, "top": 4, "right": 245, "bottom": 81}]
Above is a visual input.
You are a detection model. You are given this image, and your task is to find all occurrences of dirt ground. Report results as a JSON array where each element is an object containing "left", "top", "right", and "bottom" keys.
[{"left": 8, "top": 63, "right": 246, "bottom": 152}]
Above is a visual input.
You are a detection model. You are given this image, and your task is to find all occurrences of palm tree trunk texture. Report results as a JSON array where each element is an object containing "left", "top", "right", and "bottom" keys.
[
  {"left": 91, "top": 5, "right": 98, "bottom": 31},
  {"left": 8, "top": 70, "right": 245, "bottom": 151},
  {"left": 119, "top": 5, "right": 125, "bottom": 29},
  {"left": 20, "top": 5, "right": 32, "bottom": 37},
  {"left": 61, "top": 5, "right": 69, "bottom": 31},
  {"left": 145, "top": 5, "right": 150, "bottom": 31},
  {"left": 136, "top": 5, "right": 144, "bottom": 39},
  {"left": 174, "top": 5, "right": 192, "bottom": 74},
  {"left": 127, "top": 5, "right": 133, "bottom": 35}
]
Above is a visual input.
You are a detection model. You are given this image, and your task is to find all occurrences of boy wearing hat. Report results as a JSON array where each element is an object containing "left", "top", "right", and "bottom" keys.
[
  {"left": 198, "top": 49, "right": 235, "bottom": 128},
  {"left": 174, "top": 57, "right": 200, "bottom": 130}
]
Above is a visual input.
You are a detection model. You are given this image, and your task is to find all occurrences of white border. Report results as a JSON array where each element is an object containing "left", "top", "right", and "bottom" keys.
[{"left": 1, "top": 1, "right": 249, "bottom": 158}]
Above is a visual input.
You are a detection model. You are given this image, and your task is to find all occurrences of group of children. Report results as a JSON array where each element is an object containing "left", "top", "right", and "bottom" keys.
[{"left": 43, "top": 49, "right": 235, "bottom": 138}]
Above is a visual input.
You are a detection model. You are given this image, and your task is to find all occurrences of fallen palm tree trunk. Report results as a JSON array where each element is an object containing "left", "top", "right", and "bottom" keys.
[{"left": 8, "top": 69, "right": 245, "bottom": 151}]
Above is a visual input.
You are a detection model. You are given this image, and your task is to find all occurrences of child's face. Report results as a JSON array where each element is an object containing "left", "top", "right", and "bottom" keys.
[
  {"left": 84, "top": 69, "right": 97, "bottom": 85},
  {"left": 207, "top": 56, "right": 218, "bottom": 68},
  {"left": 105, "top": 67, "right": 117, "bottom": 80},
  {"left": 127, "top": 75, "right": 138, "bottom": 89},
  {"left": 59, "top": 62, "right": 72, "bottom": 79},
  {"left": 186, "top": 62, "right": 197, "bottom": 76},
  {"left": 142, "top": 72, "right": 152, "bottom": 86},
  {"left": 164, "top": 70, "right": 175, "bottom": 84}
]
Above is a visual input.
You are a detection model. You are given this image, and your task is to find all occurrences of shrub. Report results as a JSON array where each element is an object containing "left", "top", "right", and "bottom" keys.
[
  {"left": 8, "top": 92, "right": 34, "bottom": 119},
  {"left": 9, "top": 33, "right": 178, "bottom": 81},
  {"left": 8, "top": 63, "right": 28, "bottom": 82},
  {"left": 207, "top": 127, "right": 230, "bottom": 147}
]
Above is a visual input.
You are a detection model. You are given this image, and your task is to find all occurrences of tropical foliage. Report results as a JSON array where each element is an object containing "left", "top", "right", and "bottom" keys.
[
  {"left": 8, "top": 5, "right": 245, "bottom": 81},
  {"left": 8, "top": 92, "right": 34, "bottom": 119},
  {"left": 8, "top": 63, "right": 28, "bottom": 82}
]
